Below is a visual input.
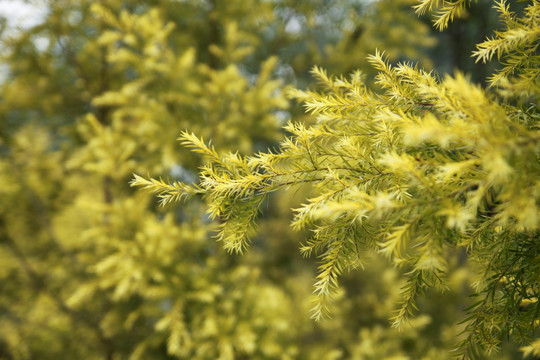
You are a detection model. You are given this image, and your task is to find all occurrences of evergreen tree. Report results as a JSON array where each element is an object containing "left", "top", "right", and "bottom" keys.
[
  {"left": 0, "top": 0, "right": 457, "bottom": 359},
  {"left": 135, "top": 1, "right": 540, "bottom": 358}
]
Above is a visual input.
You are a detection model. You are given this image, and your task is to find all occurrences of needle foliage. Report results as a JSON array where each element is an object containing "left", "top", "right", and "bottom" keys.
[
  {"left": 1, "top": 0, "right": 458, "bottom": 359},
  {"left": 134, "top": 1, "right": 540, "bottom": 358}
]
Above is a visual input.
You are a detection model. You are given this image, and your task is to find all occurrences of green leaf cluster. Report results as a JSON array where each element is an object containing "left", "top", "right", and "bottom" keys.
[{"left": 0, "top": 1, "right": 296, "bottom": 358}]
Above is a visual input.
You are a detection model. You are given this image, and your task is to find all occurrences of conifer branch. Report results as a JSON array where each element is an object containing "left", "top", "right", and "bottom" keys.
[{"left": 135, "top": 2, "right": 540, "bottom": 357}]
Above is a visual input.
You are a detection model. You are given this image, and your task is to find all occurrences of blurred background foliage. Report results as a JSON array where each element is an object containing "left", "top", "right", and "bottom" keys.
[{"left": 0, "top": 0, "right": 523, "bottom": 359}]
